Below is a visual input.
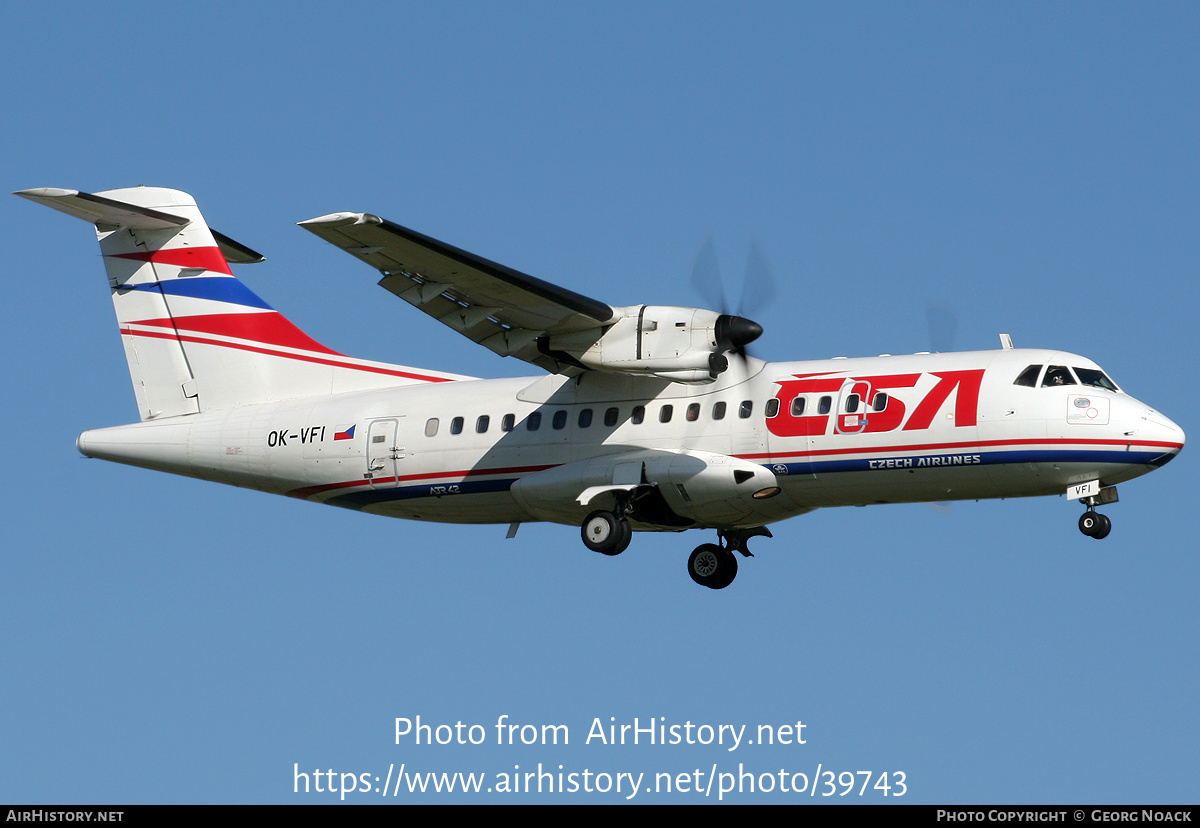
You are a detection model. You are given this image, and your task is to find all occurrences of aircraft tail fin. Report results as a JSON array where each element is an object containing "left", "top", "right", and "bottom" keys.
[{"left": 17, "top": 187, "right": 462, "bottom": 420}]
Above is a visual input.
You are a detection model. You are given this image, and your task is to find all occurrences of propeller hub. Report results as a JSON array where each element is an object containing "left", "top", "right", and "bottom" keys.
[{"left": 716, "top": 314, "right": 763, "bottom": 351}]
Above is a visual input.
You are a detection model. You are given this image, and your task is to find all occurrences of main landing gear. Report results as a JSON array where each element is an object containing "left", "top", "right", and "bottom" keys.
[
  {"left": 580, "top": 507, "right": 774, "bottom": 590},
  {"left": 580, "top": 487, "right": 684, "bottom": 557},
  {"left": 581, "top": 509, "right": 632, "bottom": 556},
  {"left": 688, "top": 527, "right": 772, "bottom": 590}
]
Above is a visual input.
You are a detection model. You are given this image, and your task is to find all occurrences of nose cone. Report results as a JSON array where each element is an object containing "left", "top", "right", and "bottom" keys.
[{"left": 1141, "top": 409, "right": 1185, "bottom": 467}]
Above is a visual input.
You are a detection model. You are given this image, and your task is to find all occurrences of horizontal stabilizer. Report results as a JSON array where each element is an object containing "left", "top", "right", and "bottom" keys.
[
  {"left": 15, "top": 187, "right": 188, "bottom": 229},
  {"left": 15, "top": 187, "right": 264, "bottom": 263}
]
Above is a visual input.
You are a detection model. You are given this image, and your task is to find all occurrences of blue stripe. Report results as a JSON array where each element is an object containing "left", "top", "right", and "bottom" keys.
[
  {"left": 129, "top": 277, "right": 273, "bottom": 310},
  {"left": 772, "top": 448, "right": 1167, "bottom": 476},
  {"left": 327, "top": 477, "right": 516, "bottom": 510}
]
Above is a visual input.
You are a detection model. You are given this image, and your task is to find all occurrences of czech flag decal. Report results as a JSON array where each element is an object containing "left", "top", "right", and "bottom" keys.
[{"left": 334, "top": 424, "right": 356, "bottom": 441}]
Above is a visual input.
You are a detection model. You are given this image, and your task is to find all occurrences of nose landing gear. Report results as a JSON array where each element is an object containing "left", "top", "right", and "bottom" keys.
[
  {"left": 1074, "top": 484, "right": 1118, "bottom": 540},
  {"left": 1078, "top": 509, "right": 1112, "bottom": 539}
]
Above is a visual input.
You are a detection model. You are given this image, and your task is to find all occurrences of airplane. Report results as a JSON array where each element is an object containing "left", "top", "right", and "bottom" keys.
[{"left": 17, "top": 185, "right": 1186, "bottom": 589}]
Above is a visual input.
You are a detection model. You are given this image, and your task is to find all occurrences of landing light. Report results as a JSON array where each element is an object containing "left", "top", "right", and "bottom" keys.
[{"left": 753, "top": 486, "right": 781, "bottom": 500}]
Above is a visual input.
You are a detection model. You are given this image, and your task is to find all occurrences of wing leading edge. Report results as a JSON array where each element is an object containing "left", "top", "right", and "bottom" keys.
[{"left": 299, "top": 212, "right": 616, "bottom": 374}]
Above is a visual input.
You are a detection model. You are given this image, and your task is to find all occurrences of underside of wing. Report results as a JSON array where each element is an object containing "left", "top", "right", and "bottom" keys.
[{"left": 299, "top": 212, "right": 616, "bottom": 374}]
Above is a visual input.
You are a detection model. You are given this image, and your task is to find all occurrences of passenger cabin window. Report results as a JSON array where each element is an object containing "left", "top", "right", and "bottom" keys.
[
  {"left": 631, "top": 405, "right": 645, "bottom": 424},
  {"left": 526, "top": 412, "right": 542, "bottom": 431},
  {"left": 713, "top": 401, "right": 727, "bottom": 420},
  {"left": 578, "top": 409, "right": 593, "bottom": 428},
  {"left": 1075, "top": 367, "right": 1118, "bottom": 391},
  {"left": 659, "top": 405, "right": 674, "bottom": 423},
  {"left": 872, "top": 393, "right": 888, "bottom": 412},
  {"left": 425, "top": 418, "right": 439, "bottom": 437},
  {"left": 765, "top": 398, "right": 780, "bottom": 418},
  {"left": 552, "top": 410, "right": 568, "bottom": 429},
  {"left": 844, "top": 394, "right": 860, "bottom": 413},
  {"left": 791, "top": 397, "right": 806, "bottom": 417},
  {"left": 476, "top": 415, "right": 490, "bottom": 433},
  {"left": 501, "top": 414, "right": 515, "bottom": 432},
  {"left": 450, "top": 417, "right": 464, "bottom": 435},
  {"left": 686, "top": 403, "right": 700, "bottom": 421},
  {"left": 1042, "top": 365, "right": 1076, "bottom": 387},
  {"left": 1014, "top": 364, "right": 1042, "bottom": 387},
  {"left": 604, "top": 407, "right": 619, "bottom": 426},
  {"left": 738, "top": 400, "right": 753, "bottom": 419},
  {"left": 818, "top": 396, "right": 832, "bottom": 415}
]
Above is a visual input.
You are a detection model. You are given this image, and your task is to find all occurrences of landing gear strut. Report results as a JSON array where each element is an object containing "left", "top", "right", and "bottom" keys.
[{"left": 687, "top": 526, "right": 772, "bottom": 589}]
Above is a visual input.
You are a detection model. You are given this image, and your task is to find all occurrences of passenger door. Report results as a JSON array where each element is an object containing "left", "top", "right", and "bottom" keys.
[{"left": 365, "top": 418, "right": 405, "bottom": 489}]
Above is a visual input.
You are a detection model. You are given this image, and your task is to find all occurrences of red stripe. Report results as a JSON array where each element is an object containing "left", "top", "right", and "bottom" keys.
[
  {"left": 130, "top": 312, "right": 341, "bottom": 355},
  {"left": 108, "top": 246, "right": 233, "bottom": 275},
  {"left": 736, "top": 437, "right": 1184, "bottom": 461},
  {"left": 119, "top": 326, "right": 454, "bottom": 383}
]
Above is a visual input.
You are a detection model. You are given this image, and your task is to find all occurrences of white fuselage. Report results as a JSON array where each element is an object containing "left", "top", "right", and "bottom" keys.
[
  {"left": 76, "top": 347, "right": 1184, "bottom": 532},
  {"left": 21, "top": 184, "right": 1184, "bottom": 588}
]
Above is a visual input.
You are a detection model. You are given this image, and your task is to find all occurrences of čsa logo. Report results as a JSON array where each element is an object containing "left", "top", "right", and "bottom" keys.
[{"left": 768, "top": 370, "right": 984, "bottom": 438}]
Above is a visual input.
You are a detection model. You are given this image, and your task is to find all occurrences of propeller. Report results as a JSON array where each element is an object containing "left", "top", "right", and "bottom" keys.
[{"left": 688, "top": 235, "right": 774, "bottom": 364}]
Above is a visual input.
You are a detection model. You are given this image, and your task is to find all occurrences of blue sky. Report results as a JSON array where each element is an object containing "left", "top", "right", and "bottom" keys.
[{"left": 3, "top": 2, "right": 1197, "bottom": 804}]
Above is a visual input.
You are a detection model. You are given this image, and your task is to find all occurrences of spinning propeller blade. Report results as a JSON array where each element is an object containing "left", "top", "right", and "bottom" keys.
[{"left": 688, "top": 236, "right": 774, "bottom": 363}]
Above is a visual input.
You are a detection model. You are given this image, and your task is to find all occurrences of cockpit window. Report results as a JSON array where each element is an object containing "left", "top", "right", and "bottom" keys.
[
  {"left": 1042, "top": 365, "right": 1076, "bottom": 387},
  {"left": 1014, "top": 364, "right": 1042, "bottom": 387},
  {"left": 1074, "top": 367, "right": 1118, "bottom": 391}
]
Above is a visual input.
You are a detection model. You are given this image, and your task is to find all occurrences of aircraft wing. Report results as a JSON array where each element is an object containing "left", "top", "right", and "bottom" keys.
[{"left": 299, "top": 212, "right": 616, "bottom": 373}]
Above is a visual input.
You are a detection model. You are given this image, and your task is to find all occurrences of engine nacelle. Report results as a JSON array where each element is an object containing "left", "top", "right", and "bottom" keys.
[{"left": 546, "top": 305, "right": 758, "bottom": 383}]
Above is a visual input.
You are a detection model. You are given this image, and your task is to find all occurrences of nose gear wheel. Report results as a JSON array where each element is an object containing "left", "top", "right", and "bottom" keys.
[{"left": 1078, "top": 510, "right": 1111, "bottom": 539}]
